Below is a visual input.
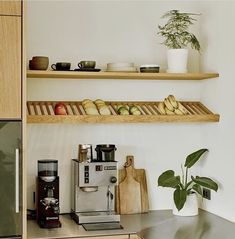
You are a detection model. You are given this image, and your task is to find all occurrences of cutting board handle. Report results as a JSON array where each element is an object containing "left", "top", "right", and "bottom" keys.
[{"left": 124, "top": 155, "right": 134, "bottom": 168}]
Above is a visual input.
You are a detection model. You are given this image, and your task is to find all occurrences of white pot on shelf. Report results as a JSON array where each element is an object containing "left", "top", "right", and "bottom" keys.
[
  {"left": 167, "top": 48, "right": 189, "bottom": 73},
  {"left": 173, "top": 193, "right": 198, "bottom": 216}
]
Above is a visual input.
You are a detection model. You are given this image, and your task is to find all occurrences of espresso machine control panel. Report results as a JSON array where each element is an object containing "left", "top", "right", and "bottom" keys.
[{"left": 79, "top": 162, "right": 118, "bottom": 187}]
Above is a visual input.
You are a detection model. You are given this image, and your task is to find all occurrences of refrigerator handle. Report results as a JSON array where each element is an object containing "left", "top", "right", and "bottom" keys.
[{"left": 15, "top": 148, "right": 20, "bottom": 213}]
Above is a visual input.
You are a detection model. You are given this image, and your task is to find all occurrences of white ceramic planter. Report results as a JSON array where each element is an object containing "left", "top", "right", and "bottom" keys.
[
  {"left": 173, "top": 193, "right": 198, "bottom": 216},
  {"left": 167, "top": 48, "right": 188, "bottom": 73}
]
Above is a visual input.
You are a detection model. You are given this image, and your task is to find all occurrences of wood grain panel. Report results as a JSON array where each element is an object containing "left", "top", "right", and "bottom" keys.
[
  {"left": 27, "top": 70, "right": 219, "bottom": 80},
  {"left": 0, "top": 0, "right": 21, "bottom": 16},
  {"left": 0, "top": 16, "right": 21, "bottom": 119}
]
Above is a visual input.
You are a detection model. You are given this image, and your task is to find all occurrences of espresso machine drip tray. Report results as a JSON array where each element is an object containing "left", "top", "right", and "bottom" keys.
[
  {"left": 82, "top": 222, "right": 123, "bottom": 231},
  {"left": 73, "top": 211, "right": 120, "bottom": 224}
]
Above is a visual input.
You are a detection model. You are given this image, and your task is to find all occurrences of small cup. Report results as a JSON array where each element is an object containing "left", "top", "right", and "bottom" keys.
[
  {"left": 29, "top": 56, "right": 49, "bottom": 70},
  {"left": 51, "top": 62, "right": 71, "bottom": 71},
  {"left": 78, "top": 61, "right": 96, "bottom": 69}
]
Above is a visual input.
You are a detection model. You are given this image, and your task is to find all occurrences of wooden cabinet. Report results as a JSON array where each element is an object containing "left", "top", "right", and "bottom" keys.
[
  {"left": 0, "top": 15, "right": 21, "bottom": 119},
  {"left": 73, "top": 236, "right": 129, "bottom": 239},
  {"left": 130, "top": 235, "right": 141, "bottom": 239},
  {"left": 0, "top": 0, "right": 21, "bottom": 16},
  {"left": 74, "top": 235, "right": 139, "bottom": 239}
]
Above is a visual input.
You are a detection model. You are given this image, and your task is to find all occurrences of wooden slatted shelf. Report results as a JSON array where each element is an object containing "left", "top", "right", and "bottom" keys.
[
  {"left": 27, "top": 70, "right": 219, "bottom": 80},
  {"left": 27, "top": 101, "right": 220, "bottom": 123}
]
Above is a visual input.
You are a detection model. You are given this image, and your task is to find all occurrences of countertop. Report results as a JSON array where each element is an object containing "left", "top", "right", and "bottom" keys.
[{"left": 27, "top": 210, "right": 235, "bottom": 239}]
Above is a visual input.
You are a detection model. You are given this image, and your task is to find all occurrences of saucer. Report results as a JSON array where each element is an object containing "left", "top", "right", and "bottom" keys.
[{"left": 74, "top": 68, "right": 101, "bottom": 72}]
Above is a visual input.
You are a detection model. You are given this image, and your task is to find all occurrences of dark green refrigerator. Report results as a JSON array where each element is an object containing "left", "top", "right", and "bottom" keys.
[{"left": 0, "top": 121, "right": 22, "bottom": 238}]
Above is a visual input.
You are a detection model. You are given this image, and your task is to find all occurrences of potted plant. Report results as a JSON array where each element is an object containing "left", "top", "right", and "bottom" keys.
[
  {"left": 158, "top": 10, "right": 201, "bottom": 73},
  {"left": 157, "top": 149, "right": 218, "bottom": 216}
]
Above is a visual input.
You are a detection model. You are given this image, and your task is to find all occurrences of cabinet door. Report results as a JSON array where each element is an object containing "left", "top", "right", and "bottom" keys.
[
  {"left": 0, "top": 16, "right": 21, "bottom": 119},
  {"left": 0, "top": 122, "right": 22, "bottom": 237},
  {"left": 0, "top": 0, "right": 21, "bottom": 16}
]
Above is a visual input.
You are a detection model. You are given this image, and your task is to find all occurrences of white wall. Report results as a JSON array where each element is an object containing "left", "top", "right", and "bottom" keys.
[
  {"left": 27, "top": 1, "right": 206, "bottom": 214},
  {"left": 199, "top": 1, "right": 235, "bottom": 222}
]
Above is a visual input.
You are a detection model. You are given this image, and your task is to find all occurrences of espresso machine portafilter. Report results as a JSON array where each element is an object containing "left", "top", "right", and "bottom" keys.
[{"left": 71, "top": 157, "right": 120, "bottom": 224}]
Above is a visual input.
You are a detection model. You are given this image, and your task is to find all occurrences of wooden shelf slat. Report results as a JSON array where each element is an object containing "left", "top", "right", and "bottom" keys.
[
  {"left": 27, "top": 70, "right": 219, "bottom": 81},
  {"left": 27, "top": 114, "right": 219, "bottom": 123},
  {"left": 26, "top": 101, "right": 220, "bottom": 124}
]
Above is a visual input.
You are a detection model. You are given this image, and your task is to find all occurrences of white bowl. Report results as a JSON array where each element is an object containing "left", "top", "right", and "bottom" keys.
[{"left": 140, "top": 64, "right": 160, "bottom": 68}]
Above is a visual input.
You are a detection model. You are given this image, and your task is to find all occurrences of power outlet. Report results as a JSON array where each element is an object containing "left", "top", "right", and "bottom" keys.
[{"left": 202, "top": 188, "right": 211, "bottom": 200}]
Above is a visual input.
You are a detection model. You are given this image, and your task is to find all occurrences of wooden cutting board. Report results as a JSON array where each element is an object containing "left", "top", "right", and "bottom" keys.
[{"left": 116, "top": 155, "right": 149, "bottom": 214}]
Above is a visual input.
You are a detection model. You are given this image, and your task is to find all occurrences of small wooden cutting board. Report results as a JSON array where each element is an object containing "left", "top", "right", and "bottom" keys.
[{"left": 116, "top": 155, "right": 149, "bottom": 214}]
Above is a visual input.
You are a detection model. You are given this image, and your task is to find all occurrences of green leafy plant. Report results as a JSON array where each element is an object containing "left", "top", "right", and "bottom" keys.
[
  {"left": 158, "top": 149, "right": 218, "bottom": 211},
  {"left": 158, "top": 10, "right": 201, "bottom": 51}
]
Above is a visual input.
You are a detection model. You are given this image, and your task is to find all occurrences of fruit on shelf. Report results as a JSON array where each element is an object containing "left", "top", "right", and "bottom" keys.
[
  {"left": 167, "top": 95, "right": 178, "bottom": 108},
  {"left": 118, "top": 106, "right": 129, "bottom": 115},
  {"left": 158, "top": 102, "right": 166, "bottom": 115},
  {"left": 164, "top": 98, "right": 175, "bottom": 111},
  {"left": 115, "top": 104, "right": 141, "bottom": 115},
  {"left": 94, "top": 99, "right": 111, "bottom": 115},
  {"left": 158, "top": 95, "right": 189, "bottom": 115},
  {"left": 82, "top": 99, "right": 99, "bottom": 115},
  {"left": 129, "top": 106, "right": 141, "bottom": 115},
  {"left": 54, "top": 102, "right": 67, "bottom": 115}
]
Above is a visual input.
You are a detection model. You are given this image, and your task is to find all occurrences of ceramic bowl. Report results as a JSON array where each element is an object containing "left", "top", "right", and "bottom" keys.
[
  {"left": 139, "top": 64, "right": 160, "bottom": 73},
  {"left": 29, "top": 56, "right": 49, "bottom": 70}
]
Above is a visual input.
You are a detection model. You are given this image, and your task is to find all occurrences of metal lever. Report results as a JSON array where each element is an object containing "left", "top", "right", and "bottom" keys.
[
  {"left": 107, "top": 186, "right": 114, "bottom": 214},
  {"left": 15, "top": 148, "right": 20, "bottom": 213}
]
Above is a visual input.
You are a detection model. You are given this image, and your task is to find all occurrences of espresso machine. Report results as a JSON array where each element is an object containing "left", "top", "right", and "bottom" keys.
[
  {"left": 36, "top": 160, "right": 61, "bottom": 228},
  {"left": 71, "top": 144, "right": 120, "bottom": 224}
]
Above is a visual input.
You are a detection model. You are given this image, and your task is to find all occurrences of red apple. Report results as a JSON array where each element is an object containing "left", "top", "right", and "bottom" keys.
[{"left": 54, "top": 102, "right": 67, "bottom": 115}]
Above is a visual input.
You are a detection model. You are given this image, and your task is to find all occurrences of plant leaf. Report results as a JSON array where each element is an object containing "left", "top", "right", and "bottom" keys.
[
  {"left": 158, "top": 170, "right": 180, "bottom": 188},
  {"left": 174, "top": 188, "right": 187, "bottom": 211},
  {"left": 192, "top": 184, "right": 203, "bottom": 196},
  {"left": 184, "top": 148, "right": 208, "bottom": 168},
  {"left": 192, "top": 176, "right": 218, "bottom": 192},
  {"left": 185, "top": 180, "right": 193, "bottom": 190}
]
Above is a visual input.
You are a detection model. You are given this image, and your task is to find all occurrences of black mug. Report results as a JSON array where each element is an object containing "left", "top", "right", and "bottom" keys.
[{"left": 51, "top": 62, "right": 71, "bottom": 71}]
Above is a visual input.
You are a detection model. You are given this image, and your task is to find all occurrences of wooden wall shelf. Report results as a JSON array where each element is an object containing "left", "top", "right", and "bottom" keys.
[
  {"left": 27, "top": 101, "right": 220, "bottom": 124},
  {"left": 27, "top": 70, "right": 219, "bottom": 80}
]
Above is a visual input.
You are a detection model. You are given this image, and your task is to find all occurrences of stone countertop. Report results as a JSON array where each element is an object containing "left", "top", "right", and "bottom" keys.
[{"left": 27, "top": 210, "right": 235, "bottom": 239}]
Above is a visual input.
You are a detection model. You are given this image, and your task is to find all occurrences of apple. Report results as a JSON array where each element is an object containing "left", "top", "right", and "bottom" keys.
[{"left": 54, "top": 102, "right": 67, "bottom": 115}]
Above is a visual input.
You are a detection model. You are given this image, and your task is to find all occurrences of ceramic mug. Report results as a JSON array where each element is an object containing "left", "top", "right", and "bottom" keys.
[
  {"left": 51, "top": 62, "right": 71, "bottom": 71},
  {"left": 78, "top": 61, "right": 96, "bottom": 69}
]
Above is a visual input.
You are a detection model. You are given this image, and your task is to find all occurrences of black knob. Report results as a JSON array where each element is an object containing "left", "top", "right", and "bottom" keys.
[{"left": 110, "top": 176, "right": 117, "bottom": 184}]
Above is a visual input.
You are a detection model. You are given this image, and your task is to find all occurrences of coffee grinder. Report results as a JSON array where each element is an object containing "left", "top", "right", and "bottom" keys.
[{"left": 36, "top": 160, "right": 61, "bottom": 228}]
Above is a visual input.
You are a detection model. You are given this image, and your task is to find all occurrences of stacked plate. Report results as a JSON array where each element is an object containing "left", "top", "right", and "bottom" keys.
[
  {"left": 139, "top": 64, "right": 160, "bottom": 73},
  {"left": 106, "top": 63, "right": 137, "bottom": 72}
]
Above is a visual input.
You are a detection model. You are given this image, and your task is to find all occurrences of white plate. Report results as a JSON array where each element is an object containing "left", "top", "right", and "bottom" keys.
[
  {"left": 106, "top": 66, "right": 137, "bottom": 72},
  {"left": 107, "top": 62, "right": 134, "bottom": 68},
  {"left": 106, "top": 69, "right": 137, "bottom": 72}
]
